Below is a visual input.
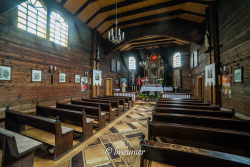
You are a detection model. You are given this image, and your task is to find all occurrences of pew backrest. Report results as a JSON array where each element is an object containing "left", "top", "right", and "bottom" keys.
[
  {"left": 36, "top": 105, "right": 87, "bottom": 126},
  {"left": 5, "top": 110, "right": 61, "bottom": 134},
  {"left": 152, "top": 113, "right": 250, "bottom": 132},
  {"left": 148, "top": 122, "right": 250, "bottom": 157},
  {"left": 155, "top": 107, "right": 234, "bottom": 118}
]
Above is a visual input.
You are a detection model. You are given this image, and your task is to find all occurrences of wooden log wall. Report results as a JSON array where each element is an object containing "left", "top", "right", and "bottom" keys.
[
  {"left": 189, "top": 0, "right": 250, "bottom": 117},
  {"left": 0, "top": 0, "right": 127, "bottom": 115}
]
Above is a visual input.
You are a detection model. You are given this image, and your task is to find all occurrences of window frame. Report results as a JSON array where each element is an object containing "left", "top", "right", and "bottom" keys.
[
  {"left": 17, "top": 0, "right": 47, "bottom": 38},
  {"left": 49, "top": 11, "right": 68, "bottom": 47},
  {"left": 173, "top": 52, "right": 181, "bottom": 68},
  {"left": 129, "top": 57, "right": 136, "bottom": 70}
]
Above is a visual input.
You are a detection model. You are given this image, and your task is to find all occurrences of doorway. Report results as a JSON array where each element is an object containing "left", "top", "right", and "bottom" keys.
[
  {"left": 106, "top": 78, "right": 113, "bottom": 96},
  {"left": 197, "top": 76, "right": 204, "bottom": 100}
]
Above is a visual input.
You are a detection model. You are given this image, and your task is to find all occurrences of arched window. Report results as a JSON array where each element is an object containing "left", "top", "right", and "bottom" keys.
[
  {"left": 129, "top": 57, "right": 136, "bottom": 70},
  {"left": 18, "top": 0, "right": 47, "bottom": 38},
  {"left": 173, "top": 52, "right": 181, "bottom": 68},
  {"left": 50, "top": 12, "right": 68, "bottom": 47}
]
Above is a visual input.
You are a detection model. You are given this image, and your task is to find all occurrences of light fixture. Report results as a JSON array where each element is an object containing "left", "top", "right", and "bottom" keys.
[
  {"left": 84, "top": 70, "right": 88, "bottom": 77},
  {"left": 49, "top": 65, "right": 56, "bottom": 73},
  {"left": 108, "top": 0, "right": 125, "bottom": 44}
]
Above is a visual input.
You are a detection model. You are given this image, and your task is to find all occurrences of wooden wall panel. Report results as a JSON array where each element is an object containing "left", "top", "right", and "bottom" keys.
[{"left": 0, "top": 1, "right": 127, "bottom": 116}]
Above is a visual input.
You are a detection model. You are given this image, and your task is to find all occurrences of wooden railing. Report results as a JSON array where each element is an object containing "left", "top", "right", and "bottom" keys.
[
  {"left": 113, "top": 92, "right": 137, "bottom": 101},
  {"left": 161, "top": 93, "right": 192, "bottom": 99}
]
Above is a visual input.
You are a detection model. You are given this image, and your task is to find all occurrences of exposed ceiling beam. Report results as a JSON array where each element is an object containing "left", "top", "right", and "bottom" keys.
[
  {"left": 130, "top": 39, "right": 176, "bottom": 46},
  {"left": 60, "top": 0, "right": 68, "bottom": 6},
  {"left": 101, "top": 10, "right": 204, "bottom": 35},
  {"left": 86, "top": 0, "right": 145, "bottom": 24},
  {"left": 95, "top": 0, "right": 208, "bottom": 29},
  {"left": 130, "top": 41, "right": 177, "bottom": 48},
  {"left": 132, "top": 44, "right": 172, "bottom": 49},
  {"left": 75, "top": 0, "right": 98, "bottom": 16}
]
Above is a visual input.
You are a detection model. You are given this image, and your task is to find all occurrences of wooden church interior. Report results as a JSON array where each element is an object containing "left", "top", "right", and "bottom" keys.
[{"left": 0, "top": 0, "right": 250, "bottom": 166}]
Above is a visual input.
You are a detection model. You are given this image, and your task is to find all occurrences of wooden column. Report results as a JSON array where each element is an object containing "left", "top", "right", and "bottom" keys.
[
  {"left": 91, "top": 30, "right": 98, "bottom": 97},
  {"left": 208, "top": 2, "right": 221, "bottom": 106}
]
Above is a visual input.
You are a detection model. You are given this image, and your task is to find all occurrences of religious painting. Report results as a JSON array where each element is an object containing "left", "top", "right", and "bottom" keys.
[
  {"left": 81, "top": 77, "right": 88, "bottom": 91},
  {"left": 59, "top": 73, "right": 66, "bottom": 83},
  {"left": 93, "top": 70, "right": 102, "bottom": 86},
  {"left": 234, "top": 67, "right": 243, "bottom": 83},
  {"left": 75, "top": 74, "right": 80, "bottom": 83},
  {"left": 205, "top": 63, "right": 216, "bottom": 86},
  {"left": 0, "top": 66, "right": 11, "bottom": 81},
  {"left": 120, "top": 77, "right": 128, "bottom": 87},
  {"left": 116, "top": 60, "right": 121, "bottom": 73},
  {"left": 32, "top": 70, "right": 42, "bottom": 82},
  {"left": 111, "top": 59, "right": 116, "bottom": 72},
  {"left": 222, "top": 75, "right": 232, "bottom": 97},
  {"left": 173, "top": 69, "right": 182, "bottom": 88},
  {"left": 193, "top": 50, "right": 199, "bottom": 68}
]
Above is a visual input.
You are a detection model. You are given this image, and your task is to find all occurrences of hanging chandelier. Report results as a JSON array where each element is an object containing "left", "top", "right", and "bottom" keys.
[{"left": 108, "top": 0, "right": 125, "bottom": 44}]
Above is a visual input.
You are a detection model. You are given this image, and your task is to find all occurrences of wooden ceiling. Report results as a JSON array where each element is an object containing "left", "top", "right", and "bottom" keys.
[
  {"left": 119, "top": 35, "right": 189, "bottom": 51},
  {"left": 55, "top": 0, "right": 214, "bottom": 50}
]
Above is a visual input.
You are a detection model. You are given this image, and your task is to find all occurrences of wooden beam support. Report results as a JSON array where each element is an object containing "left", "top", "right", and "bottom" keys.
[
  {"left": 75, "top": 0, "right": 98, "bottom": 16},
  {"left": 86, "top": 0, "right": 145, "bottom": 24},
  {"left": 208, "top": 1, "right": 221, "bottom": 105},
  {"left": 101, "top": 10, "right": 205, "bottom": 35},
  {"left": 96, "top": 0, "right": 208, "bottom": 29}
]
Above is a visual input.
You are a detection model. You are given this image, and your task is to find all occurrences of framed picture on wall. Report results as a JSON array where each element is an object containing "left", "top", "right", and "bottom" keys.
[
  {"left": 234, "top": 67, "right": 243, "bottom": 83},
  {"left": 32, "top": 70, "right": 42, "bottom": 82},
  {"left": 193, "top": 49, "right": 199, "bottom": 68},
  {"left": 59, "top": 73, "right": 66, "bottom": 83},
  {"left": 0, "top": 66, "right": 11, "bottom": 81},
  {"left": 111, "top": 59, "right": 116, "bottom": 72},
  {"left": 117, "top": 60, "right": 121, "bottom": 73},
  {"left": 75, "top": 74, "right": 80, "bottom": 83}
]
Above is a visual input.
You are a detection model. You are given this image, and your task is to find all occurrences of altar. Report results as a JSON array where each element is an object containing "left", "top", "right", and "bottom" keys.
[{"left": 140, "top": 85, "right": 163, "bottom": 93}]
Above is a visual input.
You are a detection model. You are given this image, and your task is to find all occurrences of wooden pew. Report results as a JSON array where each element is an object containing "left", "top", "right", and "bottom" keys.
[
  {"left": 158, "top": 98, "right": 202, "bottom": 103},
  {"left": 141, "top": 140, "right": 250, "bottom": 167},
  {"left": 157, "top": 100, "right": 210, "bottom": 106},
  {"left": 5, "top": 110, "right": 73, "bottom": 159},
  {"left": 36, "top": 105, "right": 93, "bottom": 139},
  {"left": 82, "top": 98, "right": 122, "bottom": 116},
  {"left": 155, "top": 107, "right": 234, "bottom": 118},
  {"left": 105, "top": 95, "right": 134, "bottom": 107},
  {"left": 92, "top": 97, "right": 126, "bottom": 112},
  {"left": 148, "top": 122, "right": 250, "bottom": 157},
  {"left": 152, "top": 112, "right": 250, "bottom": 132},
  {"left": 56, "top": 102, "right": 106, "bottom": 129},
  {"left": 156, "top": 103, "right": 220, "bottom": 110},
  {"left": 97, "top": 96, "right": 130, "bottom": 110},
  {"left": 0, "top": 128, "right": 43, "bottom": 167},
  {"left": 71, "top": 100, "right": 115, "bottom": 122}
]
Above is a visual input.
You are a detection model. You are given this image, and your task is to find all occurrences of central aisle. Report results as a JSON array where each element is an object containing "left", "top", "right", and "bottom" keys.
[{"left": 82, "top": 102, "right": 153, "bottom": 167}]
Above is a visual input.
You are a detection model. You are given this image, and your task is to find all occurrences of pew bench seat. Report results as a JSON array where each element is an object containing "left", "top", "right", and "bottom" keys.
[
  {"left": 61, "top": 117, "right": 94, "bottom": 134},
  {"left": 0, "top": 128, "right": 43, "bottom": 167},
  {"left": 0, "top": 128, "right": 42, "bottom": 157},
  {"left": 22, "top": 126, "right": 75, "bottom": 146}
]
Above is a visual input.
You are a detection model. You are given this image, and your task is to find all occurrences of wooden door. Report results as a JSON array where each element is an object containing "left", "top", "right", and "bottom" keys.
[
  {"left": 197, "top": 77, "right": 204, "bottom": 100},
  {"left": 106, "top": 78, "right": 113, "bottom": 96}
]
